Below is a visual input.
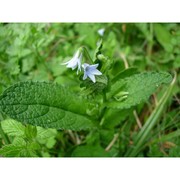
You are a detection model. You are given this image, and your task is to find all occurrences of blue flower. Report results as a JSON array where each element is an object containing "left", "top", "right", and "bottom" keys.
[
  {"left": 62, "top": 50, "right": 82, "bottom": 74},
  {"left": 97, "top": 28, "right": 105, "bottom": 36},
  {"left": 82, "top": 63, "right": 102, "bottom": 83}
]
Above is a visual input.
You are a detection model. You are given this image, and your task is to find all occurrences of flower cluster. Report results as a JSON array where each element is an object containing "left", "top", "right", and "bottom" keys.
[{"left": 62, "top": 49, "right": 102, "bottom": 83}]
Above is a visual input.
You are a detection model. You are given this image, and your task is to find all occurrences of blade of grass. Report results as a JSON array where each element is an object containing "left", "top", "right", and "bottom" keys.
[
  {"left": 149, "top": 129, "right": 180, "bottom": 145},
  {"left": 125, "top": 71, "right": 177, "bottom": 157}
]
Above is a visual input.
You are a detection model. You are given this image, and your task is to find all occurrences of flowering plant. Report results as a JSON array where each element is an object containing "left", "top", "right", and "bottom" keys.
[{"left": 0, "top": 28, "right": 174, "bottom": 157}]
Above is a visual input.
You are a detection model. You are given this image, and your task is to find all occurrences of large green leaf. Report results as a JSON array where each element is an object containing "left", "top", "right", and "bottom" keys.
[
  {"left": 0, "top": 82, "right": 94, "bottom": 130},
  {"left": 107, "top": 72, "right": 172, "bottom": 109}
]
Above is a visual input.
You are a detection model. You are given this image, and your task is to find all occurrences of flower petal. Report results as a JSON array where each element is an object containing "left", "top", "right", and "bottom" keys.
[
  {"left": 88, "top": 74, "right": 96, "bottom": 83},
  {"left": 90, "top": 69, "right": 102, "bottom": 75},
  {"left": 62, "top": 50, "right": 82, "bottom": 73},
  {"left": 74, "top": 50, "right": 80, "bottom": 58},
  {"left": 98, "top": 28, "right": 105, "bottom": 36},
  {"left": 83, "top": 73, "right": 88, "bottom": 80},
  {"left": 88, "top": 64, "right": 99, "bottom": 70},
  {"left": 66, "top": 59, "right": 77, "bottom": 69}
]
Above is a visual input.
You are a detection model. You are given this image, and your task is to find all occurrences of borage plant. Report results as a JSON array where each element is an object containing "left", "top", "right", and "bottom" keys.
[{"left": 0, "top": 40, "right": 173, "bottom": 157}]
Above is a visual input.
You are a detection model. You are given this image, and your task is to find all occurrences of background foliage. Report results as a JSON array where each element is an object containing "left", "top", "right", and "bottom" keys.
[{"left": 0, "top": 23, "right": 179, "bottom": 157}]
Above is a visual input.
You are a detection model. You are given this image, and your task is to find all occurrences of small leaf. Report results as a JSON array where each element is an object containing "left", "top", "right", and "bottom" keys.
[
  {"left": 0, "top": 137, "right": 26, "bottom": 157},
  {"left": 36, "top": 127, "right": 57, "bottom": 140},
  {"left": 1, "top": 119, "right": 25, "bottom": 137},
  {"left": 13, "top": 137, "right": 26, "bottom": 145},
  {"left": 0, "top": 144, "right": 26, "bottom": 157},
  {"left": 107, "top": 72, "right": 172, "bottom": 109},
  {"left": 45, "top": 137, "right": 56, "bottom": 149},
  {"left": 36, "top": 127, "right": 57, "bottom": 147},
  {"left": 0, "top": 82, "right": 94, "bottom": 130},
  {"left": 0, "top": 137, "right": 40, "bottom": 157}
]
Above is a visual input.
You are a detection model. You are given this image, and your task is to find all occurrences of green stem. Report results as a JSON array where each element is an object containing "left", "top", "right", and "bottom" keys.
[
  {"left": 82, "top": 46, "right": 94, "bottom": 64},
  {"left": 147, "top": 23, "right": 153, "bottom": 59},
  {"left": 99, "top": 91, "right": 108, "bottom": 126},
  {"left": 0, "top": 122, "right": 10, "bottom": 144},
  {"left": 125, "top": 71, "right": 177, "bottom": 157}
]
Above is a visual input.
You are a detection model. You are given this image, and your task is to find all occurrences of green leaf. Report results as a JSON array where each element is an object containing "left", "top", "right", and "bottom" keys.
[
  {"left": 0, "top": 139, "right": 39, "bottom": 157},
  {"left": 0, "top": 144, "right": 26, "bottom": 157},
  {"left": 0, "top": 137, "right": 27, "bottom": 157},
  {"left": 36, "top": 127, "right": 57, "bottom": 140},
  {"left": 13, "top": 137, "right": 26, "bottom": 145},
  {"left": 22, "top": 57, "right": 35, "bottom": 73},
  {"left": 45, "top": 137, "right": 57, "bottom": 149},
  {"left": 135, "top": 23, "right": 149, "bottom": 37},
  {"left": 107, "top": 72, "right": 172, "bottom": 109},
  {"left": 36, "top": 127, "right": 57, "bottom": 147},
  {"left": 111, "top": 67, "right": 139, "bottom": 83},
  {"left": 154, "top": 24, "right": 173, "bottom": 52},
  {"left": 25, "top": 125, "right": 37, "bottom": 139},
  {"left": 0, "top": 82, "right": 94, "bottom": 130},
  {"left": 1, "top": 119, "right": 25, "bottom": 137},
  {"left": 102, "top": 109, "right": 133, "bottom": 129}
]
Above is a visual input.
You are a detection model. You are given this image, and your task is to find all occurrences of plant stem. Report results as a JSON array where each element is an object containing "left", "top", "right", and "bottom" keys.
[
  {"left": 105, "top": 133, "right": 119, "bottom": 151},
  {"left": 147, "top": 23, "right": 153, "bottom": 59},
  {"left": 133, "top": 110, "right": 142, "bottom": 129},
  {"left": 82, "top": 46, "right": 94, "bottom": 64},
  {"left": 99, "top": 90, "right": 107, "bottom": 126},
  {"left": 120, "top": 52, "right": 129, "bottom": 69}
]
